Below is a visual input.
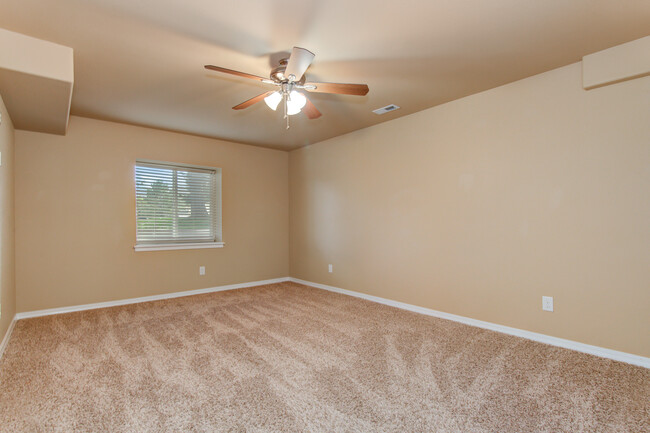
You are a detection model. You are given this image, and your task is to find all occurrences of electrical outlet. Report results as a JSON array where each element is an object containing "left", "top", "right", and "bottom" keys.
[
  {"left": 199, "top": 266, "right": 205, "bottom": 276},
  {"left": 542, "top": 296, "right": 554, "bottom": 312},
  {"left": 328, "top": 264, "right": 333, "bottom": 273}
]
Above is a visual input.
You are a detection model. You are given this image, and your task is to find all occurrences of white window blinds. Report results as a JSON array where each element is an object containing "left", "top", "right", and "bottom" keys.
[{"left": 135, "top": 161, "right": 221, "bottom": 246}]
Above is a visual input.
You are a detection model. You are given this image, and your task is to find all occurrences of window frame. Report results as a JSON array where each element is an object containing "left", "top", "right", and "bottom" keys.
[{"left": 133, "top": 159, "right": 223, "bottom": 252}]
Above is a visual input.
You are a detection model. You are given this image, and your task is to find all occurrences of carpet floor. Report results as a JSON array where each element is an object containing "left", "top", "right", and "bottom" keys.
[{"left": 0, "top": 282, "right": 648, "bottom": 432}]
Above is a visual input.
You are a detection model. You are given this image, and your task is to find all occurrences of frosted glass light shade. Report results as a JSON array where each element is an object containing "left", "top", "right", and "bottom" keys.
[
  {"left": 286, "top": 91, "right": 307, "bottom": 116},
  {"left": 264, "top": 91, "right": 282, "bottom": 110}
]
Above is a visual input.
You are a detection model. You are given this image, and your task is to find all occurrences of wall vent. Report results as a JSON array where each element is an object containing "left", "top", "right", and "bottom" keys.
[{"left": 372, "top": 104, "right": 400, "bottom": 115}]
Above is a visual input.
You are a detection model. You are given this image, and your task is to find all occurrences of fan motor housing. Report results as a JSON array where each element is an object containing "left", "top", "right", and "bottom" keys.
[{"left": 270, "top": 58, "right": 306, "bottom": 85}]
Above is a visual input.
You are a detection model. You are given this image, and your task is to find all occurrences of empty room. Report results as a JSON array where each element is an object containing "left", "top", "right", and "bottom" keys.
[{"left": 0, "top": 1, "right": 648, "bottom": 431}]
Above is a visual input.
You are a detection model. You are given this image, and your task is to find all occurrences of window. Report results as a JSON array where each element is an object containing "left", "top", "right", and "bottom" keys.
[{"left": 134, "top": 160, "right": 222, "bottom": 251}]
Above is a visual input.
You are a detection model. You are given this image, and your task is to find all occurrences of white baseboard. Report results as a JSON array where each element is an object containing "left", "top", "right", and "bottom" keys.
[
  {"left": 0, "top": 315, "right": 17, "bottom": 361},
  {"left": 290, "top": 278, "right": 650, "bottom": 369},
  {"left": 9, "top": 276, "right": 649, "bottom": 369},
  {"left": 15, "top": 277, "right": 291, "bottom": 320}
]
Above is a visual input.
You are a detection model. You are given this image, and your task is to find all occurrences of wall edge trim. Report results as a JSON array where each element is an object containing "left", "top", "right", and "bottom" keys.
[
  {"left": 290, "top": 277, "right": 650, "bottom": 369},
  {"left": 0, "top": 315, "right": 18, "bottom": 361},
  {"left": 11, "top": 276, "right": 648, "bottom": 368},
  {"left": 15, "top": 277, "right": 291, "bottom": 320}
]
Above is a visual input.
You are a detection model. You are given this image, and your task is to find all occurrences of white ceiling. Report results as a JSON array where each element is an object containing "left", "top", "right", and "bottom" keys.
[{"left": 1, "top": 0, "right": 649, "bottom": 150}]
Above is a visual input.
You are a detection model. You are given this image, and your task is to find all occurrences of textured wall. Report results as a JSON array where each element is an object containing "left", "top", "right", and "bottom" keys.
[
  {"left": 15, "top": 116, "right": 289, "bottom": 312},
  {"left": 289, "top": 63, "right": 650, "bottom": 357}
]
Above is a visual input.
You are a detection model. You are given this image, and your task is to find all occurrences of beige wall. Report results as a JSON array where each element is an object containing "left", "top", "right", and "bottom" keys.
[
  {"left": 0, "top": 94, "right": 16, "bottom": 342},
  {"left": 15, "top": 116, "right": 288, "bottom": 312},
  {"left": 9, "top": 60, "right": 650, "bottom": 358},
  {"left": 289, "top": 62, "right": 650, "bottom": 357}
]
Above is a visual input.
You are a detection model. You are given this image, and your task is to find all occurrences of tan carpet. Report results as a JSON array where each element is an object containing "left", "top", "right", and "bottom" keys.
[{"left": 0, "top": 282, "right": 648, "bottom": 432}]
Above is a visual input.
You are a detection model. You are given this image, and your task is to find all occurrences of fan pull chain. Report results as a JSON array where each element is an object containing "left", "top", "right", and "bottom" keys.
[{"left": 284, "top": 92, "right": 290, "bottom": 129}]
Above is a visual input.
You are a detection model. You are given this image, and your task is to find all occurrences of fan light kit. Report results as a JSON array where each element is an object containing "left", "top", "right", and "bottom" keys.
[
  {"left": 205, "top": 47, "right": 369, "bottom": 129},
  {"left": 264, "top": 89, "right": 306, "bottom": 115}
]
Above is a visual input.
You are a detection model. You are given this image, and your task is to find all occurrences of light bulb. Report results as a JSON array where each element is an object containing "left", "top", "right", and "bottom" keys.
[
  {"left": 264, "top": 91, "right": 282, "bottom": 111},
  {"left": 286, "top": 91, "right": 307, "bottom": 116}
]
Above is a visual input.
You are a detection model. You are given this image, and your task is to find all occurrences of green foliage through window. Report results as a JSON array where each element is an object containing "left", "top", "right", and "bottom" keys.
[{"left": 135, "top": 162, "right": 221, "bottom": 244}]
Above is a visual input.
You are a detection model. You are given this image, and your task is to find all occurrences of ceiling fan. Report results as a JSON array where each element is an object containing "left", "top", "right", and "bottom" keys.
[{"left": 205, "top": 47, "right": 369, "bottom": 128}]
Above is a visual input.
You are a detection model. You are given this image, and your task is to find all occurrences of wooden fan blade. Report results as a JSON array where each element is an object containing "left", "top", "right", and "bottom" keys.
[
  {"left": 285, "top": 47, "right": 315, "bottom": 82},
  {"left": 303, "top": 97, "right": 322, "bottom": 119},
  {"left": 304, "top": 82, "right": 369, "bottom": 96},
  {"left": 205, "top": 65, "right": 268, "bottom": 82},
  {"left": 233, "top": 91, "right": 274, "bottom": 110}
]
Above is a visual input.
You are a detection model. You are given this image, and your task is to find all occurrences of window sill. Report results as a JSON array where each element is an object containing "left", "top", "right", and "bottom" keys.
[{"left": 134, "top": 242, "right": 225, "bottom": 252}]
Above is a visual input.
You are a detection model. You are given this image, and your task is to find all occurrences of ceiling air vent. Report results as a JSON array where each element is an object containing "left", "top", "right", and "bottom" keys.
[{"left": 373, "top": 104, "right": 400, "bottom": 115}]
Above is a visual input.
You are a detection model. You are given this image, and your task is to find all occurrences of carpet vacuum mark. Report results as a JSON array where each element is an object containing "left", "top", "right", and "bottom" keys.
[{"left": 0, "top": 282, "right": 648, "bottom": 432}]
